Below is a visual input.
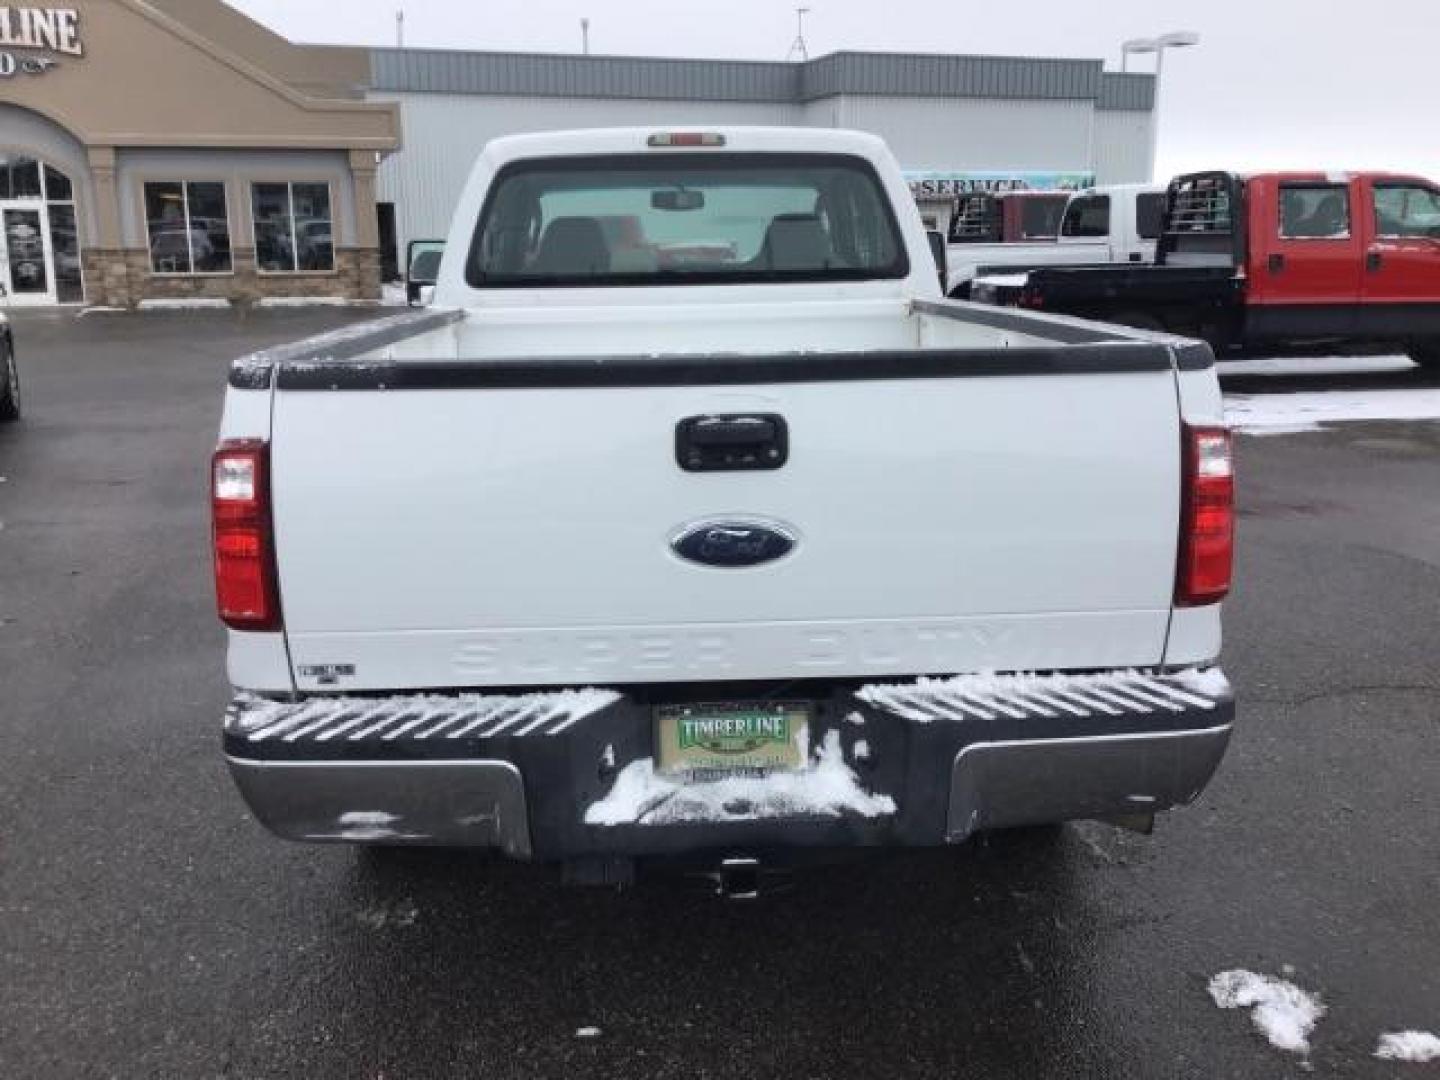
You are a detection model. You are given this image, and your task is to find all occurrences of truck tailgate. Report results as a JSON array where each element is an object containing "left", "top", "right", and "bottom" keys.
[{"left": 270, "top": 352, "right": 1181, "bottom": 690}]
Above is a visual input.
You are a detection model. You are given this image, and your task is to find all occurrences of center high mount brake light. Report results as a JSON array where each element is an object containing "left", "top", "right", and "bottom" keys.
[{"left": 647, "top": 132, "right": 726, "bottom": 148}]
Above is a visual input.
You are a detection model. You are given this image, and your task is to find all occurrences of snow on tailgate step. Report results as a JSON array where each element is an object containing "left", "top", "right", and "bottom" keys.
[
  {"left": 857, "top": 668, "right": 1231, "bottom": 724},
  {"left": 227, "top": 688, "right": 619, "bottom": 744}
]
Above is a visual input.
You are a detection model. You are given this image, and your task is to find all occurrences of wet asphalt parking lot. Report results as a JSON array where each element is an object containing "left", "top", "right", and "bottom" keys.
[{"left": 1, "top": 308, "right": 1436, "bottom": 1078}]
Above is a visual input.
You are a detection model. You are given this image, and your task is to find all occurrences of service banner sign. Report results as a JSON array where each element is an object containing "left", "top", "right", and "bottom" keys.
[
  {"left": 906, "top": 171, "right": 1096, "bottom": 199},
  {"left": 0, "top": 7, "right": 82, "bottom": 78}
]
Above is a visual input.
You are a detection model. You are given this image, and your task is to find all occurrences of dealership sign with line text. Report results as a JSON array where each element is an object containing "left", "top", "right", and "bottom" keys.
[{"left": 0, "top": 7, "right": 82, "bottom": 78}]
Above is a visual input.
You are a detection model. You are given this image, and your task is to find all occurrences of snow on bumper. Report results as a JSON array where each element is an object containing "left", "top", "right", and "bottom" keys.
[
  {"left": 223, "top": 669, "right": 1234, "bottom": 859},
  {"left": 583, "top": 730, "right": 897, "bottom": 827}
]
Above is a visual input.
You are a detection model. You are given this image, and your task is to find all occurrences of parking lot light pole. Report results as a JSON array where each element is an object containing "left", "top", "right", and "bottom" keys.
[{"left": 1121, "top": 31, "right": 1201, "bottom": 178}]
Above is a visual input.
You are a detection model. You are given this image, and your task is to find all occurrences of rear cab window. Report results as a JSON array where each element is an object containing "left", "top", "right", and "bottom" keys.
[
  {"left": 467, "top": 153, "right": 908, "bottom": 287},
  {"left": 1278, "top": 183, "right": 1351, "bottom": 239},
  {"left": 1018, "top": 196, "right": 1066, "bottom": 240},
  {"left": 1061, "top": 195, "right": 1111, "bottom": 238},
  {"left": 1135, "top": 193, "right": 1165, "bottom": 240},
  {"left": 947, "top": 194, "right": 1002, "bottom": 243}
]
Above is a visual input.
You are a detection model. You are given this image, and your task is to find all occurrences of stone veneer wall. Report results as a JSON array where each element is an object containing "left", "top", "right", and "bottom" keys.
[{"left": 82, "top": 248, "right": 381, "bottom": 307}]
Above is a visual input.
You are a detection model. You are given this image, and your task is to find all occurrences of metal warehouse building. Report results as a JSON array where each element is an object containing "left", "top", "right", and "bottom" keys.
[
  {"left": 368, "top": 49, "right": 1158, "bottom": 269},
  {"left": 0, "top": 0, "right": 1154, "bottom": 308}
]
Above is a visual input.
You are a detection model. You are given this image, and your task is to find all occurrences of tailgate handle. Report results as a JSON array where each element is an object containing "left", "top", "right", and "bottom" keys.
[{"left": 676, "top": 413, "right": 788, "bottom": 472}]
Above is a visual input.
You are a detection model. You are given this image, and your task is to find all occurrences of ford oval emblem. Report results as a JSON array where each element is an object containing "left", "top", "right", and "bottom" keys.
[{"left": 671, "top": 519, "right": 797, "bottom": 568}]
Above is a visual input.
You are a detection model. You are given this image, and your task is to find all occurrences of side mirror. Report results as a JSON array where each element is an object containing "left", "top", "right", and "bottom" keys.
[
  {"left": 926, "top": 230, "right": 948, "bottom": 294},
  {"left": 405, "top": 239, "right": 445, "bottom": 306}
]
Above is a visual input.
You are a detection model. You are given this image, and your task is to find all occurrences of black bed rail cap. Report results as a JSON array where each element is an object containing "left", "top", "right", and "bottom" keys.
[{"left": 228, "top": 307, "right": 464, "bottom": 390}]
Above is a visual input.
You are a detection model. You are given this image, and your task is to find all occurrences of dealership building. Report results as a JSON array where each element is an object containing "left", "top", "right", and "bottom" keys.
[{"left": 0, "top": 0, "right": 1155, "bottom": 308}]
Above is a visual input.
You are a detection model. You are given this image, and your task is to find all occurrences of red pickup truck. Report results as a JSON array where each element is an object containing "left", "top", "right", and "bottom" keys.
[{"left": 982, "top": 171, "right": 1440, "bottom": 366}]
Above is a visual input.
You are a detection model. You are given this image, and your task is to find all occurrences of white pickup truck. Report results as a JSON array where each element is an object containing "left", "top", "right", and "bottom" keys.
[
  {"left": 216, "top": 127, "right": 1235, "bottom": 892},
  {"left": 947, "top": 183, "right": 1165, "bottom": 298}
]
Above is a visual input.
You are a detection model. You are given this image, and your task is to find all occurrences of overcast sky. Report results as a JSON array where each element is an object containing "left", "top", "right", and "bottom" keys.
[{"left": 228, "top": 0, "right": 1439, "bottom": 180}]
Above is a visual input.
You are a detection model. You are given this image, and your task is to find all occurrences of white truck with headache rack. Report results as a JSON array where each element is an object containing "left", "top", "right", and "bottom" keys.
[
  {"left": 946, "top": 183, "right": 1166, "bottom": 298},
  {"left": 215, "top": 127, "right": 1236, "bottom": 891}
]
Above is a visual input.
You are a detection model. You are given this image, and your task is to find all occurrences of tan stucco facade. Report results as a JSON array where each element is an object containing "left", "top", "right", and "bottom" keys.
[{"left": 0, "top": 0, "right": 399, "bottom": 306}]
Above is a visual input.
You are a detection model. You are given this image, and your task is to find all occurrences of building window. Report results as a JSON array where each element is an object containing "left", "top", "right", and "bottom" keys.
[
  {"left": 144, "top": 181, "right": 233, "bottom": 274},
  {"left": 48, "top": 204, "right": 83, "bottom": 305},
  {"left": 0, "top": 155, "right": 43, "bottom": 199},
  {"left": 252, "top": 182, "right": 335, "bottom": 273}
]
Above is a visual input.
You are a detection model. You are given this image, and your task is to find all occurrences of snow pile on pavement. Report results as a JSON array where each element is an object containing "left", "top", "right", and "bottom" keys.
[
  {"left": 1225, "top": 388, "right": 1440, "bottom": 433},
  {"left": 1375, "top": 1031, "right": 1440, "bottom": 1063},
  {"left": 136, "top": 298, "right": 231, "bottom": 311},
  {"left": 255, "top": 296, "right": 350, "bottom": 309},
  {"left": 584, "top": 730, "right": 895, "bottom": 827},
  {"left": 355, "top": 898, "right": 419, "bottom": 929},
  {"left": 1208, "top": 969, "right": 1326, "bottom": 1054}
]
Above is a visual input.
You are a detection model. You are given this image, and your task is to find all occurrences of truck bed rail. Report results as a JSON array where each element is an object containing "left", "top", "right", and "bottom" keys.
[{"left": 229, "top": 307, "right": 464, "bottom": 390}]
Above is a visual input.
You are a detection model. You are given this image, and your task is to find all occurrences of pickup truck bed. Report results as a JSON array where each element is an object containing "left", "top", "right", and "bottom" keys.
[{"left": 1005, "top": 264, "right": 1237, "bottom": 305}]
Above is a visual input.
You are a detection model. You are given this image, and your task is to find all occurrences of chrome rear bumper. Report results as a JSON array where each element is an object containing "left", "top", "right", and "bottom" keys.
[
  {"left": 224, "top": 669, "right": 1234, "bottom": 859},
  {"left": 227, "top": 757, "right": 533, "bottom": 855},
  {"left": 947, "top": 725, "right": 1231, "bottom": 839}
]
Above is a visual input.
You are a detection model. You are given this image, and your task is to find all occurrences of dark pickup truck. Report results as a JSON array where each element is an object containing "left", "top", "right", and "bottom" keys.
[{"left": 976, "top": 171, "right": 1440, "bottom": 366}]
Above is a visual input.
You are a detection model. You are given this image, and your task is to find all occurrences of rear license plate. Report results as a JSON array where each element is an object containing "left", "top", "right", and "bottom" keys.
[{"left": 655, "top": 702, "right": 812, "bottom": 779}]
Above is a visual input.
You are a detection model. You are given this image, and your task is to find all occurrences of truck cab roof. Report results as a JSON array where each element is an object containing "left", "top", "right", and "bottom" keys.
[
  {"left": 476, "top": 126, "right": 895, "bottom": 167},
  {"left": 1188, "top": 169, "right": 1435, "bottom": 186},
  {"left": 1072, "top": 182, "right": 1161, "bottom": 196}
]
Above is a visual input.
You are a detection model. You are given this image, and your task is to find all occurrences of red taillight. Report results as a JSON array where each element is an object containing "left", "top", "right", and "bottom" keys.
[
  {"left": 212, "top": 439, "right": 280, "bottom": 631},
  {"left": 1176, "top": 424, "right": 1234, "bottom": 606}
]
